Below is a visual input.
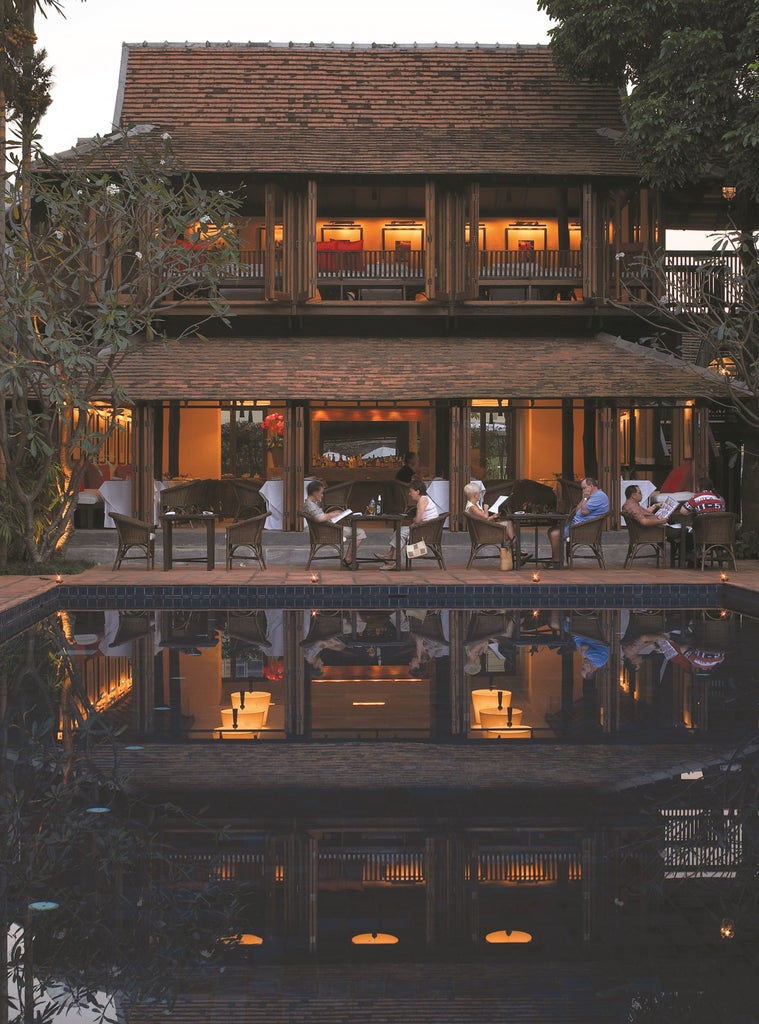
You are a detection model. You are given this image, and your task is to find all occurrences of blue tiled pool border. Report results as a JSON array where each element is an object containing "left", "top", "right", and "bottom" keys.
[{"left": 2, "top": 579, "right": 751, "bottom": 643}]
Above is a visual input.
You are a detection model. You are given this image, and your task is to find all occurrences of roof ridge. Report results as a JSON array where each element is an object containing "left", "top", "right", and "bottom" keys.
[{"left": 123, "top": 40, "right": 549, "bottom": 51}]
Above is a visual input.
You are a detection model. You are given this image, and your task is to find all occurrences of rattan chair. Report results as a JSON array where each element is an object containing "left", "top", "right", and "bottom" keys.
[
  {"left": 567, "top": 514, "right": 608, "bottom": 568},
  {"left": 225, "top": 511, "right": 270, "bottom": 569},
  {"left": 463, "top": 510, "right": 512, "bottom": 568},
  {"left": 302, "top": 513, "right": 346, "bottom": 569},
  {"left": 622, "top": 516, "right": 667, "bottom": 568},
  {"left": 405, "top": 512, "right": 448, "bottom": 570},
  {"left": 111, "top": 512, "right": 156, "bottom": 570},
  {"left": 692, "top": 511, "right": 738, "bottom": 571}
]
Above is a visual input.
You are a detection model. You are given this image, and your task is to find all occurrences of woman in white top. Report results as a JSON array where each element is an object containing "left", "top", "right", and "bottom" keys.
[
  {"left": 374, "top": 478, "right": 440, "bottom": 566},
  {"left": 463, "top": 481, "right": 515, "bottom": 545}
]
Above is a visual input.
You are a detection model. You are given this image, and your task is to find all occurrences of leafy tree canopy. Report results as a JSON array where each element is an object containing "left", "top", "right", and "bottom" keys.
[{"left": 538, "top": 1, "right": 759, "bottom": 203}]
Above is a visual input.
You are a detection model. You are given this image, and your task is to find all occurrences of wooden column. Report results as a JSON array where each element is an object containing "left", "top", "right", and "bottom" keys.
[
  {"left": 693, "top": 403, "right": 711, "bottom": 479},
  {"left": 131, "top": 402, "right": 155, "bottom": 523},
  {"left": 448, "top": 610, "right": 467, "bottom": 736},
  {"left": 598, "top": 403, "right": 620, "bottom": 527},
  {"left": 282, "top": 402, "right": 305, "bottom": 531},
  {"left": 449, "top": 402, "right": 469, "bottom": 531},
  {"left": 561, "top": 399, "right": 575, "bottom": 480}
]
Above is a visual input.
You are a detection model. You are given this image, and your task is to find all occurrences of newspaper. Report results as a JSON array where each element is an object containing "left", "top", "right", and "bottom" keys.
[
  {"left": 331, "top": 508, "right": 355, "bottom": 524},
  {"left": 654, "top": 495, "right": 680, "bottom": 521},
  {"left": 489, "top": 494, "right": 509, "bottom": 515}
]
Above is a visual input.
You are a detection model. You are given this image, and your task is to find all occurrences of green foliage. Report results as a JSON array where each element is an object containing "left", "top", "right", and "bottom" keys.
[
  {"left": 0, "top": 137, "right": 240, "bottom": 562},
  {"left": 1, "top": 616, "right": 239, "bottom": 1020},
  {"left": 538, "top": 0, "right": 759, "bottom": 203}
]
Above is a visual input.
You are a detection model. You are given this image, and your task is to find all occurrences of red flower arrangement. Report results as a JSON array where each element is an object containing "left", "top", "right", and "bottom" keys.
[
  {"left": 262, "top": 412, "right": 285, "bottom": 449},
  {"left": 263, "top": 657, "right": 284, "bottom": 681}
]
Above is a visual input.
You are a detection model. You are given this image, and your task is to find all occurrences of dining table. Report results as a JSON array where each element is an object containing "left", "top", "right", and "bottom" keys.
[
  {"left": 347, "top": 512, "right": 405, "bottom": 571},
  {"left": 501, "top": 511, "right": 570, "bottom": 569},
  {"left": 160, "top": 511, "right": 216, "bottom": 570}
]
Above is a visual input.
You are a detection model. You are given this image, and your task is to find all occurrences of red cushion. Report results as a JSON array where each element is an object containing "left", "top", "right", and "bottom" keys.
[{"left": 115, "top": 463, "right": 132, "bottom": 479}]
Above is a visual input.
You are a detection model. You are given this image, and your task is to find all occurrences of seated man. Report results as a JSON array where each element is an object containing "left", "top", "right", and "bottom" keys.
[
  {"left": 621, "top": 484, "right": 663, "bottom": 525},
  {"left": 679, "top": 477, "right": 726, "bottom": 516},
  {"left": 547, "top": 476, "right": 609, "bottom": 568},
  {"left": 302, "top": 478, "right": 365, "bottom": 568}
]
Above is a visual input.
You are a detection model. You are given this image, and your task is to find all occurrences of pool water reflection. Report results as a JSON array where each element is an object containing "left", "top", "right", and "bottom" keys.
[
  {"left": 15, "top": 604, "right": 755, "bottom": 745},
  {"left": 3, "top": 600, "right": 758, "bottom": 1017}
]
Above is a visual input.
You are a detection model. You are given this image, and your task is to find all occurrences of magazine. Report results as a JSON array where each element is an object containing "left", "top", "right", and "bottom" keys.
[
  {"left": 489, "top": 494, "right": 509, "bottom": 515},
  {"left": 654, "top": 495, "right": 680, "bottom": 521},
  {"left": 331, "top": 508, "right": 355, "bottom": 524}
]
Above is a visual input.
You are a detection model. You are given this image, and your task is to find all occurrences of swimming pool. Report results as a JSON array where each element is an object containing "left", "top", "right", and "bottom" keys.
[{"left": 6, "top": 602, "right": 757, "bottom": 745}]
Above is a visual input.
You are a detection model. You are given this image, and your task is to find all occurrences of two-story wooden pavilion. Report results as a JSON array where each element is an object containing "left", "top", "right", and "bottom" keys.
[{"left": 75, "top": 42, "right": 733, "bottom": 529}]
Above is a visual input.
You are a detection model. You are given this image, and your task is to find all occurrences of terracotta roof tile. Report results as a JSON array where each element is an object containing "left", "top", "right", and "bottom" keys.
[
  {"left": 111, "top": 334, "right": 728, "bottom": 403},
  {"left": 109, "top": 43, "right": 636, "bottom": 177}
]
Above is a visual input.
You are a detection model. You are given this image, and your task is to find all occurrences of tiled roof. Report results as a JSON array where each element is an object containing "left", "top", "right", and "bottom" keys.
[
  {"left": 110, "top": 43, "right": 636, "bottom": 177},
  {"left": 111, "top": 333, "right": 728, "bottom": 402}
]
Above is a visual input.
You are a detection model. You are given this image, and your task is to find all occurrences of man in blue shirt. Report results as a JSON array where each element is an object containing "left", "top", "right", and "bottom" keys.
[{"left": 548, "top": 477, "right": 609, "bottom": 567}]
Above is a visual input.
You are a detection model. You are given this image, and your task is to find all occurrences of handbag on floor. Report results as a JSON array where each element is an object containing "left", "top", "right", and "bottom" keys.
[{"left": 406, "top": 540, "right": 428, "bottom": 559}]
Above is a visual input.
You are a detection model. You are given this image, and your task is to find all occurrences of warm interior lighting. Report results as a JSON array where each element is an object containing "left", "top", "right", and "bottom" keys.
[
  {"left": 721, "top": 185, "right": 737, "bottom": 202},
  {"left": 220, "top": 933, "right": 264, "bottom": 946},
  {"left": 485, "top": 929, "right": 532, "bottom": 944},
  {"left": 708, "top": 355, "right": 737, "bottom": 379},
  {"left": 352, "top": 701, "right": 387, "bottom": 706},
  {"left": 351, "top": 931, "right": 399, "bottom": 945},
  {"left": 471, "top": 689, "right": 511, "bottom": 725},
  {"left": 720, "top": 918, "right": 735, "bottom": 940}
]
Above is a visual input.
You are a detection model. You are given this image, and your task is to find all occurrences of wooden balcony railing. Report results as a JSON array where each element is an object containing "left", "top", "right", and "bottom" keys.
[
  {"left": 615, "top": 249, "right": 747, "bottom": 310},
  {"left": 174, "top": 245, "right": 750, "bottom": 309},
  {"left": 316, "top": 248, "right": 426, "bottom": 279},
  {"left": 479, "top": 249, "right": 582, "bottom": 280}
]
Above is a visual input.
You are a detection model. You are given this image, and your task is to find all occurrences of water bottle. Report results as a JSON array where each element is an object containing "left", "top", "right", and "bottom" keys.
[
  {"left": 376, "top": 493, "right": 383, "bottom": 515},
  {"left": 368, "top": 496, "right": 376, "bottom": 516}
]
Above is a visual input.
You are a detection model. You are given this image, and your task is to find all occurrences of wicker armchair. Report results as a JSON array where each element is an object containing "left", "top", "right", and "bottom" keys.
[
  {"left": 622, "top": 516, "right": 667, "bottom": 568},
  {"left": 463, "top": 510, "right": 512, "bottom": 568},
  {"left": 692, "top": 511, "right": 738, "bottom": 571},
  {"left": 159, "top": 480, "right": 209, "bottom": 516},
  {"left": 111, "top": 512, "right": 156, "bottom": 570},
  {"left": 567, "top": 514, "right": 608, "bottom": 568},
  {"left": 225, "top": 511, "right": 270, "bottom": 569},
  {"left": 405, "top": 512, "right": 448, "bottom": 570},
  {"left": 302, "top": 513, "right": 346, "bottom": 569}
]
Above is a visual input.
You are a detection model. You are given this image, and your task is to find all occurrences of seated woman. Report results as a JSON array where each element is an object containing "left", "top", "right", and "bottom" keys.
[
  {"left": 463, "top": 481, "right": 516, "bottom": 547},
  {"left": 373, "top": 477, "right": 440, "bottom": 567}
]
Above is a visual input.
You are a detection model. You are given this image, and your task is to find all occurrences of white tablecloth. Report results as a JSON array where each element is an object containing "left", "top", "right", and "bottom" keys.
[
  {"left": 99, "top": 479, "right": 167, "bottom": 529},
  {"left": 260, "top": 478, "right": 316, "bottom": 530},
  {"left": 427, "top": 479, "right": 450, "bottom": 526}
]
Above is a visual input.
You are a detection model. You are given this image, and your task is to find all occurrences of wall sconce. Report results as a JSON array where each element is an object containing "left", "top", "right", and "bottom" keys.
[
  {"left": 485, "top": 929, "right": 532, "bottom": 944},
  {"left": 721, "top": 184, "right": 737, "bottom": 202}
]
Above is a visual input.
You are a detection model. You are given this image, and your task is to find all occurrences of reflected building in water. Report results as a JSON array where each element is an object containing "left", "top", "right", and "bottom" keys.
[
  {"left": 3, "top": 602, "right": 758, "bottom": 1014},
  {"left": 61, "top": 604, "right": 744, "bottom": 746}
]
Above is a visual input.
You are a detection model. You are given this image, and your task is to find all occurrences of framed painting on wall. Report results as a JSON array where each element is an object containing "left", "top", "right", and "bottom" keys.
[{"left": 505, "top": 224, "right": 547, "bottom": 250}]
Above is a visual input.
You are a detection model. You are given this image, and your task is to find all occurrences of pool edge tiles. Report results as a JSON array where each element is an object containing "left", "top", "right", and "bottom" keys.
[{"left": 0, "top": 578, "right": 739, "bottom": 642}]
